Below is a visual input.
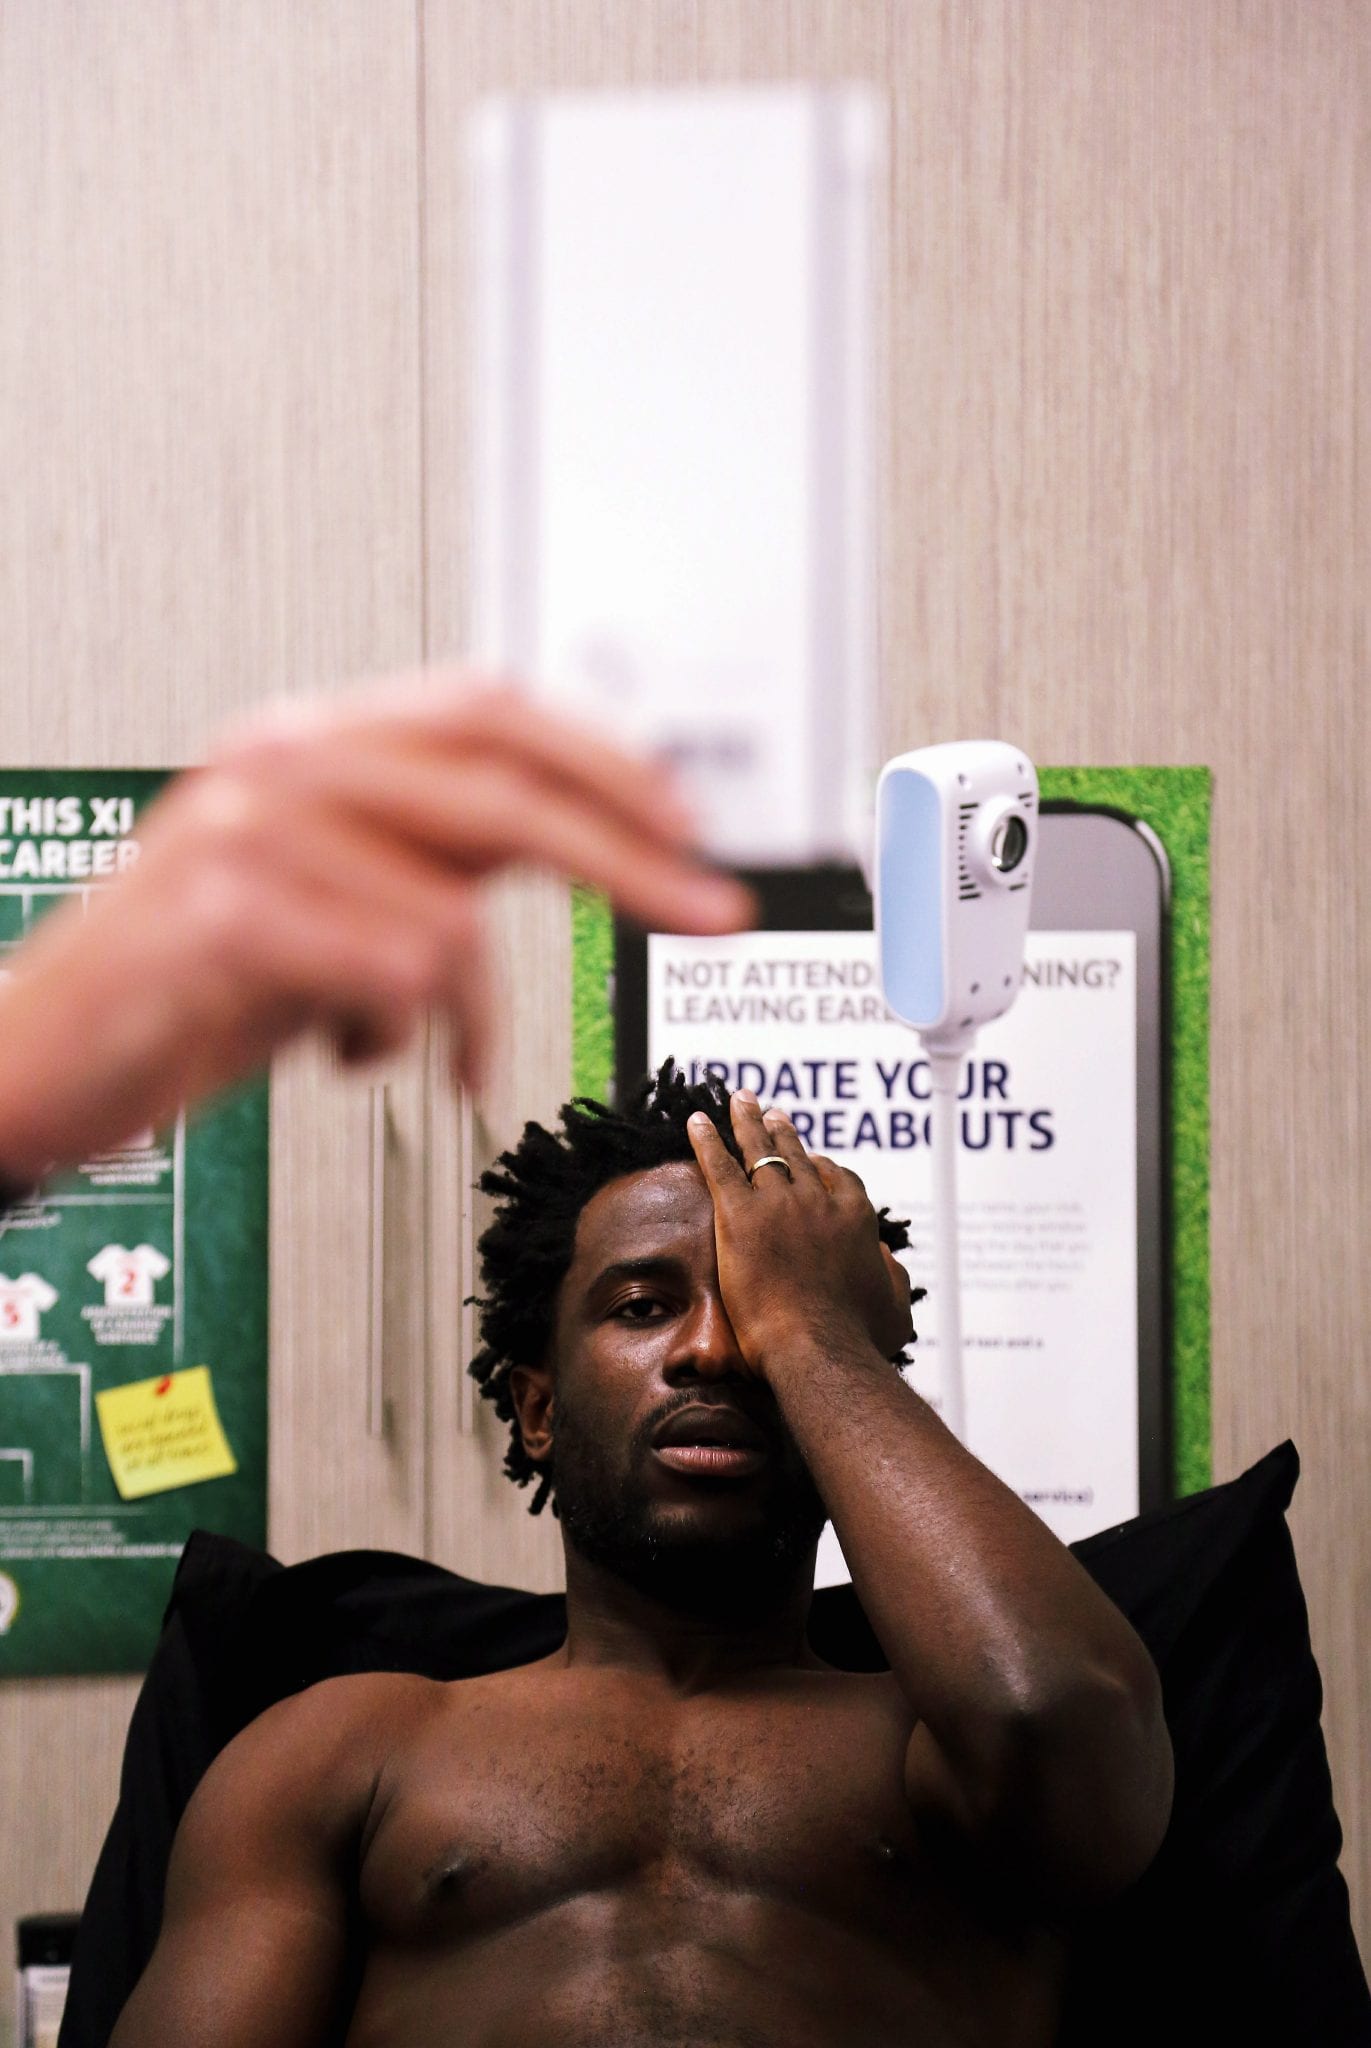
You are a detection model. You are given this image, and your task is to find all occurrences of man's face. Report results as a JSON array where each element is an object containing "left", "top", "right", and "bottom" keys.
[{"left": 511, "top": 1159, "right": 827, "bottom": 1615}]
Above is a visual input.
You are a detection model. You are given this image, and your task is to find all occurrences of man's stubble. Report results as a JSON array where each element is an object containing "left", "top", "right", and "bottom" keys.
[{"left": 547, "top": 1380, "right": 829, "bottom": 1620}]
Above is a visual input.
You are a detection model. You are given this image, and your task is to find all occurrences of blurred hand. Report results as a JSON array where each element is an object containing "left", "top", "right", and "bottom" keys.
[{"left": 0, "top": 667, "right": 755, "bottom": 1182}]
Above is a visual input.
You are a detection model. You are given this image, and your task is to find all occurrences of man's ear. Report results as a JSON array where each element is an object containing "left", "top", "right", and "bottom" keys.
[{"left": 509, "top": 1364, "right": 554, "bottom": 1465}]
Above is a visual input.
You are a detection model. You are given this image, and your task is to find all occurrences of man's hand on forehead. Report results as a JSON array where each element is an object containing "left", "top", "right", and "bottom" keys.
[{"left": 685, "top": 1090, "right": 914, "bottom": 1380}]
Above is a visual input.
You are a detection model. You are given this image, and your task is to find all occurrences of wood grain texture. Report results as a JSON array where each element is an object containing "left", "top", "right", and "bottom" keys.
[
  {"left": 0, "top": 0, "right": 425, "bottom": 2017},
  {"left": 422, "top": 0, "right": 1371, "bottom": 1957},
  {"left": 268, "top": 1043, "right": 431, "bottom": 1564},
  {"left": 423, "top": 875, "right": 572, "bottom": 1590},
  {"left": 0, "top": 0, "right": 425, "bottom": 754},
  {"left": 875, "top": 0, "right": 1371, "bottom": 1955}
]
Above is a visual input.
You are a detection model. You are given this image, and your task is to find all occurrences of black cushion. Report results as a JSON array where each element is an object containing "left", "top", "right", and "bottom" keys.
[
  {"left": 60, "top": 1441, "right": 1371, "bottom": 2047},
  {"left": 1056, "top": 1443, "right": 1371, "bottom": 2045}
]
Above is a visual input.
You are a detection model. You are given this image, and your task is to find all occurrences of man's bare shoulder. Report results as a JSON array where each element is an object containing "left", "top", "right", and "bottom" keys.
[
  {"left": 210, "top": 1661, "right": 559, "bottom": 1786},
  {"left": 241, "top": 1668, "right": 446, "bottom": 1748},
  {"left": 179, "top": 1672, "right": 451, "bottom": 1844}
]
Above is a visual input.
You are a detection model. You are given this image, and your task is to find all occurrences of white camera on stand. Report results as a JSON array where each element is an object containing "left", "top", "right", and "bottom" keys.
[
  {"left": 876, "top": 741, "right": 1038, "bottom": 1053},
  {"left": 873, "top": 740, "right": 1039, "bottom": 1441}
]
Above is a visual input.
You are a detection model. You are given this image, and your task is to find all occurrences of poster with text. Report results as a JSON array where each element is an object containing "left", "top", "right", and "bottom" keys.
[
  {"left": 647, "top": 926, "right": 1138, "bottom": 1577},
  {"left": 0, "top": 772, "right": 267, "bottom": 1675}
]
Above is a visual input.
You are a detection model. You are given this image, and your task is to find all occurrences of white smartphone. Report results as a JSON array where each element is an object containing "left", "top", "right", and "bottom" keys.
[{"left": 465, "top": 83, "right": 885, "bottom": 868}]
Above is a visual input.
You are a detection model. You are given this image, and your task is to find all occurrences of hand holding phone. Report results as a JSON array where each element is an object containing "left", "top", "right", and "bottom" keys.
[{"left": 0, "top": 669, "right": 755, "bottom": 1187}]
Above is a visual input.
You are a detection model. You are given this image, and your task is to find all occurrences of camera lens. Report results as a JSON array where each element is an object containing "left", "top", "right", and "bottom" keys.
[{"left": 991, "top": 813, "right": 1028, "bottom": 873}]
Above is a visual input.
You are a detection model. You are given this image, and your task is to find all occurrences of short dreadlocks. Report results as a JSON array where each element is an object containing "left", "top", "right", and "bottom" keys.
[{"left": 467, "top": 1060, "right": 921, "bottom": 1515}]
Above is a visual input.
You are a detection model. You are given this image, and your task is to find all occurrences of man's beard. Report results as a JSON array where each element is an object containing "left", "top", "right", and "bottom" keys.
[{"left": 548, "top": 1386, "right": 828, "bottom": 1620}]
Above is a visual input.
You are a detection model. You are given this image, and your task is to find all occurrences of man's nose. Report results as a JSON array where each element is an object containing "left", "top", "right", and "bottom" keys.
[{"left": 667, "top": 1292, "right": 747, "bottom": 1380}]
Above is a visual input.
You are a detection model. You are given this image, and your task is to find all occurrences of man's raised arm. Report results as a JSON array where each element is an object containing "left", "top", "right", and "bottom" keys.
[
  {"left": 109, "top": 1674, "right": 405, "bottom": 2048},
  {"left": 687, "top": 1092, "right": 1173, "bottom": 1921}
]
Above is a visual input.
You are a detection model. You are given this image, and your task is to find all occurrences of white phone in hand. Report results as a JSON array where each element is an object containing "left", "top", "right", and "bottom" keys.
[{"left": 465, "top": 83, "right": 886, "bottom": 871}]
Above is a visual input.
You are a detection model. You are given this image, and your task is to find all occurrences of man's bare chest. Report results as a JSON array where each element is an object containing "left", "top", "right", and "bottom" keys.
[{"left": 357, "top": 1665, "right": 934, "bottom": 1949}]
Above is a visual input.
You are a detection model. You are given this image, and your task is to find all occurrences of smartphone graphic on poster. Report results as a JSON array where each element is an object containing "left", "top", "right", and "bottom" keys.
[{"left": 613, "top": 805, "right": 1171, "bottom": 1561}]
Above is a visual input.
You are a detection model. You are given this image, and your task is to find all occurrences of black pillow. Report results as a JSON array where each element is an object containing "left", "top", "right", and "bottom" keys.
[
  {"left": 59, "top": 1441, "right": 1371, "bottom": 2048},
  {"left": 1053, "top": 1441, "right": 1371, "bottom": 2045}
]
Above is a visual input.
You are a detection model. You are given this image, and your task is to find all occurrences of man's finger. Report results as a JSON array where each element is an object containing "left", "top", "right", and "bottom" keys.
[
  {"left": 881, "top": 1245, "right": 918, "bottom": 1346},
  {"left": 331, "top": 671, "right": 706, "bottom": 849},
  {"left": 242, "top": 809, "right": 486, "bottom": 968},
  {"left": 726, "top": 1092, "right": 814, "bottom": 1186},
  {"left": 438, "top": 902, "right": 493, "bottom": 1096},
  {"left": 267, "top": 813, "right": 494, "bottom": 1095},
  {"left": 184, "top": 879, "right": 433, "bottom": 1091},
  {"left": 229, "top": 674, "right": 705, "bottom": 861},
  {"left": 803, "top": 1152, "right": 848, "bottom": 1196},
  {"left": 686, "top": 1111, "right": 750, "bottom": 1202},
  {"left": 804, "top": 1150, "right": 871, "bottom": 1203},
  {"left": 337, "top": 1012, "right": 418, "bottom": 1067},
  {"left": 882, "top": 1244, "right": 916, "bottom": 1303},
  {"left": 437, "top": 681, "right": 704, "bottom": 849},
  {"left": 253, "top": 746, "right": 754, "bottom": 936},
  {"left": 754, "top": 1103, "right": 821, "bottom": 1183}
]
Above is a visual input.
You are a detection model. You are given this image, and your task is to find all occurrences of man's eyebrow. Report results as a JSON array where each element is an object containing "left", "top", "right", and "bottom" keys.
[{"left": 586, "top": 1255, "right": 685, "bottom": 1296}]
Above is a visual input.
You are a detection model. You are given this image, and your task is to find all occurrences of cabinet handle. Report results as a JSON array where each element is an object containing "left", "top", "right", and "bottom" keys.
[{"left": 368, "top": 1083, "right": 390, "bottom": 1438}]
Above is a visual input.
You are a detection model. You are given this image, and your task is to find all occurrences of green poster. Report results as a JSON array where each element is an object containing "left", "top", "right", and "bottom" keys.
[{"left": 0, "top": 772, "right": 268, "bottom": 1676}]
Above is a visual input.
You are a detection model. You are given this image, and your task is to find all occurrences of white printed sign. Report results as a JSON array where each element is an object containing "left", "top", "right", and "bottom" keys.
[{"left": 647, "top": 928, "right": 1138, "bottom": 1570}]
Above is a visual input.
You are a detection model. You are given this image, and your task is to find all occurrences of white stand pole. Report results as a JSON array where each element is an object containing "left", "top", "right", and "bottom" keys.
[{"left": 926, "top": 1046, "right": 966, "bottom": 1443}]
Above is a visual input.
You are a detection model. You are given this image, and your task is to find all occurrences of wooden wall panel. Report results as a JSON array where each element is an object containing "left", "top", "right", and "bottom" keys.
[
  {"left": 0, "top": 0, "right": 425, "bottom": 756},
  {"left": 876, "top": 0, "right": 1371, "bottom": 1952},
  {"left": 423, "top": 875, "right": 573, "bottom": 1589},
  {"left": 423, "top": 0, "right": 1371, "bottom": 1958},
  {"left": 0, "top": 0, "right": 424, "bottom": 2018}
]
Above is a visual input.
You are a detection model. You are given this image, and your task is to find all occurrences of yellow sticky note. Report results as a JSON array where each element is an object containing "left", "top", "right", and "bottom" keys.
[{"left": 95, "top": 1365, "right": 238, "bottom": 1500}]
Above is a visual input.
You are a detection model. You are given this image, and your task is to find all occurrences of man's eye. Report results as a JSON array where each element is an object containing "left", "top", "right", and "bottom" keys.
[{"left": 613, "top": 1296, "right": 667, "bottom": 1322}]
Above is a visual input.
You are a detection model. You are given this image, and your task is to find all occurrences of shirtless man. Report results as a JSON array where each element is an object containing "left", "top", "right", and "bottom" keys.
[{"left": 108, "top": 1065, "right": 1172, "bottom": 2047}]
